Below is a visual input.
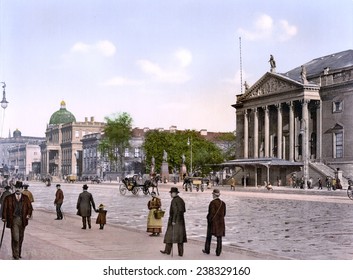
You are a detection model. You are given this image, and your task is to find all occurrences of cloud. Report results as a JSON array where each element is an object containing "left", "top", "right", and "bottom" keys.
[
  {"left": 174, "top": 48, "right": 192, "bottom": 67},
  {"left": 70, "top": 40, "right": 116, "bottom": 57},
  {"left": 137, "top": 59, "right": 190, "bottom": 83},
  {"left": 136, "top": 49, "right": 192, "bottom": 84},
  {"left": 238, "top": 14, "right": 297, "bottom": 42},
  {"left": 278, "top": 20, "right": 298, "bottom": 41}
]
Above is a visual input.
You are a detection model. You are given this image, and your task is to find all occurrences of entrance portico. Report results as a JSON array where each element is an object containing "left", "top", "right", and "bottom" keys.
[{"left": 233, "top": 72, "right": 321, "bottom": 186}]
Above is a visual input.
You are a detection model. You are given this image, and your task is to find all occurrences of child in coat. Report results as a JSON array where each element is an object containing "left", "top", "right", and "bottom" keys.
[{"left": 96, "top": 204, "right": 107, "bottom": 230}]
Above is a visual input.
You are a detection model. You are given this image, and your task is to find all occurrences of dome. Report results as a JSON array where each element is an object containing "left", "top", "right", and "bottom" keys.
[
  {"left": 49, "top": 101, "right": 76, "bottom": 125},
  {"left": 13, "top": 128, "right": 22, "bottom": 138}
]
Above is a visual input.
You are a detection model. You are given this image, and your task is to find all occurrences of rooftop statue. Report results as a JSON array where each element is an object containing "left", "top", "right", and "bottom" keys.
[{"left": 269, "top": 55, "right": 276, "bottom": 73}]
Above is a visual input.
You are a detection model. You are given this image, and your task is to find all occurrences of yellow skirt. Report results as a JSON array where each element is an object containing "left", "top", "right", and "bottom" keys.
[{"left": 147, "top": 209, "right": 162, "bottom": 233}]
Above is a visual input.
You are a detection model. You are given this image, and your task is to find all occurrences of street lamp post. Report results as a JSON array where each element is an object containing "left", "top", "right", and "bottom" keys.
[
  {"left": 187, "top": 137, "right": 192, "bottom": 176},
  {"left": 300, "top": 119, "right": 308, "bottom": 189},
  {"left": 1, "top": 82, "right": 9, "bottom": 137}
]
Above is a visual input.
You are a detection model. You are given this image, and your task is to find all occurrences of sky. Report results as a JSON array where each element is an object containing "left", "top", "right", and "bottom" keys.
[{"left": 0, "top": 0, "right": 352, "bottom": 137}]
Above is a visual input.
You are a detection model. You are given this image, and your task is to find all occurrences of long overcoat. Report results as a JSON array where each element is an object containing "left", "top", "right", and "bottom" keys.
[
  {"left": 207, "top": 198, "right": 226, "bottom": 237},
  {"left": 2, "top": 193, "right": 33, "bottom": 228},
  {"left": 76, "top": 191, "right": 96, "bottom": 217},
  {"left": 163, "top": 195, "right": 187, "bottom": 244}
]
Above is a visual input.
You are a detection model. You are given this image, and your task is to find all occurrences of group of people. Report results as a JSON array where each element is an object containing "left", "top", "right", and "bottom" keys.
[
  {"left": 1, "top": 180, "right": 226, "bottom": 259},
  {"left": 0, "top": 181, "right": 108, "bottom": 260},
  {"left": 147, "top": 186, "right": 226, "bottom": 257}
]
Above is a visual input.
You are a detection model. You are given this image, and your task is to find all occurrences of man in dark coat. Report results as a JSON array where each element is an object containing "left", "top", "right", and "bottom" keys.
[
  {"left": 160, "top": 187, "right": 187, "bottom": 256},
  {"left": 0, "top": 185, "right": 12, "bottom": 217},
  {"left": 76, "top": 184, "right": 96, "bottom": 229},
  {"left": 54, "top": 184, "right": 64, "bottom": 220},
  {"left": 1, "top": 181, "right": 33, "bottom": 259},
  {"left": 202, "top": 188, "right": 226, "bottom": 256}
]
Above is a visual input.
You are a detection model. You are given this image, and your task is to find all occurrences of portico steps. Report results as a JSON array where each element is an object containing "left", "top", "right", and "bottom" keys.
[{"left": 309, "top": 162, "right": 349, "bottom": 188}]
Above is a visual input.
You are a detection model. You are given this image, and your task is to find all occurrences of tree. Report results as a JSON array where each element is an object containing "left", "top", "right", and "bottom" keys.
[
  {"left": 143, "top": 130, "right": 224, "bottom": 176},
  {"left": 99, "top": 112, "right": 133, "bottom": 174}
]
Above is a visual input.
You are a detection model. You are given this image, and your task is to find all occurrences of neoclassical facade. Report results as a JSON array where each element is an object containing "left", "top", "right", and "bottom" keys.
[
  {"left": 40, "top": 101, "right": 105, "bottom": 180},
  {"left": 231, "top": 50, "right": 353, "bottom": 187}
]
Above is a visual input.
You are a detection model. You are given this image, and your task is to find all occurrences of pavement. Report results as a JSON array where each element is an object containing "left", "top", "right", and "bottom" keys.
[{"left": 0, "top": 193, "right": 283, "bottom": 261}]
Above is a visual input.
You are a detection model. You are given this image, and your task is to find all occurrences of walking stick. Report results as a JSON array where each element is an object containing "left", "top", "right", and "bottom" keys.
[
  {"left": 0, "top": 221, "right": 6, "bottom": 250},
  {"left": 171, "top": 224, "right": 174, "bottom": 258}
]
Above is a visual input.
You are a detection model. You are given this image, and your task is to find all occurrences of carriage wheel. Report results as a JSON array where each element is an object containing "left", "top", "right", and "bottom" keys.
[
  {"left": 132, "top": 187, "right": 139, "bottom": 195},
  {"left": 119, "top": 184, "right": 127, "bottom": 196},
  {"left": 347, "top": 185, "right": 353, "bottom": 200},
  {"left": 201, "top": 184, "right": 204, "bottom": 192},
  {"left": 187, "top": 182, "right": 193, "bottom": 192}
]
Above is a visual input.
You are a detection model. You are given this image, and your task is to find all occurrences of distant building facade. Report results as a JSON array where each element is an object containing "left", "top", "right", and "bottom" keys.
[
  {"left": 81, "top": 126, "right": 232, "bottom": 180},
  {"left": 40, "top": 101, "right": 105, "bottom": 180},
  {"left": 231, "top": 50, "right": 353, "bottom": 187},
  {"left": 0, "top": 129, "right": 44, "bottom": 179}
]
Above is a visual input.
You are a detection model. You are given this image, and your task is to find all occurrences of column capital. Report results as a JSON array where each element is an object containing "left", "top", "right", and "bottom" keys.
[
  {"left": 262, "top": 105, "right": 269, "bottom": 112},
  {"left": 300, "top": 99, "right": 310, "bottom": 106}
]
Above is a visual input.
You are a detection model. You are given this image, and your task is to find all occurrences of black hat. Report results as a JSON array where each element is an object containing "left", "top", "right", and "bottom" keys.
[
  {"left": 82, "top": 184, "right": 89, "bottom": 190},
  {"left": 212, "top": 188, "right": 220, "bottom": 196},
  {"left": 15, "top": 181, "right": 23, "bottom": 189},
  {"left": 56, "top": 184, "right": 61, "bottom": 188},
  {"left": 4, "top": 185, "right": 10, "bottom": 190},
  {"left": 23, "top": 184, "right": 29, "bottom": 189},
  {"left": 169, "top": 187, "right": 179, "bottom": 193}
]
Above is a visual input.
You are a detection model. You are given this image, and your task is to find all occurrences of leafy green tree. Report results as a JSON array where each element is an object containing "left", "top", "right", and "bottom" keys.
[
  {"left": 143, "top": 130, "right": 224, "bottom": 176},
  {"left": 99, "top": 112, "right": 133, "bottom": 173}
]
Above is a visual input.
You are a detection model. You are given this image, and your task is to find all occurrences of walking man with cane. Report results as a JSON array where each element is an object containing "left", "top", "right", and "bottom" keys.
[
  {"left": 1, "top": 181, "right": 33, "bottom": 259},
  {"left": 160, "top": 187, "right": 187, "bottom": 257}
]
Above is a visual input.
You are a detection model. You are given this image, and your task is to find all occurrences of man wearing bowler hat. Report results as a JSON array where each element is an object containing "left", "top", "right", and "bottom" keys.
[
  {"left": 160, "top": 187, "right": 187, "bottom": 256},
  {"left": 76, "top": 184, "right": 97, "bottom": 229},
  {"left": 202, "top": 188, "right": 226, "bottom": 256},
  {"left": 1, "top": 181, "right": 33, "bottom": 259}
]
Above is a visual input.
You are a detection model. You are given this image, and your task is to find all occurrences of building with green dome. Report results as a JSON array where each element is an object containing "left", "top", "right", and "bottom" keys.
[
  {"left": 49, "top": 101, "right": 76, "bottom": 125},
  {"left": 40, "top": 101, "right": 105, "bottom": 180}
]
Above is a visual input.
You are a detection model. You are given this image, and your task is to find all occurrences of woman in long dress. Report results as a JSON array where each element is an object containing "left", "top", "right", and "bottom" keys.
[{"left": 147, "top": 191, "right": 162, "bottom": 236}]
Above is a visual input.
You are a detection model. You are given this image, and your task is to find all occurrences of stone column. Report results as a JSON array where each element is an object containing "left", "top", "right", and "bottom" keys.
[
  {"left": 244, "top": 110, "right": 249, "bottom": 158},
  {"left": 276, "top": 103, "right": 282, "bottom": 159},
  {"left": 302, "top": 99, "right": 310, "bottom": 188},
  {"left": 253, "top": 108, "right": 259, "bottom": 158},
  {"left": 288, "top": 101, "right": 295, "bottom": 162},
  {"left": 263, "top": 106, "right": 269, "bottom": 157},
  {"left": 316, "top": 101, "right": 322, "bottom": 161}
]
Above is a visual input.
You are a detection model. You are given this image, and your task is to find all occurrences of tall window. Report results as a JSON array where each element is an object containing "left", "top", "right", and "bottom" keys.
[
  {"left": 134, "top": 148, "right": 140, "bottom": 158},
  {"left": 334, "top": 132, "right": 343, "bottom": 158},
  {"left": 333, "top": 101, "right": 343, "bottom": 113}
]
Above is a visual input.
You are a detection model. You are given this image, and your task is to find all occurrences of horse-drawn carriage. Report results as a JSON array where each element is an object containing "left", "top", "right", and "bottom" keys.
[{"left": 119, "top": 174, "right": 160, "bottom": 196}]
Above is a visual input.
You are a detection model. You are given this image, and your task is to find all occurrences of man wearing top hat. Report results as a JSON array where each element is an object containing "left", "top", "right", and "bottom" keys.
[
  {"left": 76, "top": 184, "right": 97, "bottom": 229},
  {"left": 1, "top": 181, "right": 33, "bottom": 259},
  {"left": 202, "top": 188, "right": 226, "bottom": 256},
  {"left": 160, "top": 187, "right": 187, "bottom": 256}
]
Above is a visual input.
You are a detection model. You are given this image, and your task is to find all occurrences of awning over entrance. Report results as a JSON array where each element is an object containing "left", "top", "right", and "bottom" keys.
[
  {"left": 221, "top": 158, "right": 303, "bottom": 168},
  {"left": 220, "top": 158, "right": 303, "bottom": 187}
]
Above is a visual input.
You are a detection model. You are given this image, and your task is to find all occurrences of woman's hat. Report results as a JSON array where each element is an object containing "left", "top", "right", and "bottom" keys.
[
  {"left": 169, "top": 187, "right": 179, "bottom": 193},
  {"left": 98, "top": 204, "right": 105, "bottom": 209},
  {"left": 83, "top": 184, "right": 89, "bottom": 190}
]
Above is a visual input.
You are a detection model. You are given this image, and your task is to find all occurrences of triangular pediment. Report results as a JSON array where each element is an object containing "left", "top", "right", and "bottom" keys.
[{"left": 238, "top": 72, "right": 304, "bottom": 101}]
